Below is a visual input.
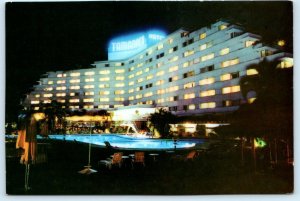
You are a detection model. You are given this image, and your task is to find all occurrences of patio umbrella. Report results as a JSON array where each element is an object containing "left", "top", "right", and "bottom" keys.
[
  {"left": 78, "top": 122, "right": 97, "bottom": 175},
  {"left": 16, "top": 114, "right": 39, "bottom": 191}
]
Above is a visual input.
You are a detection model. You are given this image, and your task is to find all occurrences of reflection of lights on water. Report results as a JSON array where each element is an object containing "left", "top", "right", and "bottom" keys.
[{"left": 47, "top": 134, "right": 197, "bottom": 150}]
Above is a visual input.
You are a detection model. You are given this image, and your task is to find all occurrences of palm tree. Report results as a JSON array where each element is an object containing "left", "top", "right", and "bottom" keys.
[
  {"left": 239, "top": 58, "right": 293, "bottom": 165},
  {"left": 149, "top": 108, "right": 176, "bottom": 138},
  {"left": 43, "top": 100, "right": 66, "bottom": 134}
]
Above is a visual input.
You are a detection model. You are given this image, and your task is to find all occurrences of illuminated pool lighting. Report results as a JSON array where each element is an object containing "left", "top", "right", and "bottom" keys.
[{"left": 46, "top": 134, "right": 202, "bottom": 150}]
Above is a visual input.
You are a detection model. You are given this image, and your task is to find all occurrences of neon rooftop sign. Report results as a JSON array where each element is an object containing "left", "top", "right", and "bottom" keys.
[{"left": 108, "top": 29, "right": 166, "bottom": 60}]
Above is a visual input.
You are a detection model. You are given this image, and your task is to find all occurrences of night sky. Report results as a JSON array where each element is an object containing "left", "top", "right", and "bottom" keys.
[{"left": 5, "top": 1, "right": 293, "bottom": 122}]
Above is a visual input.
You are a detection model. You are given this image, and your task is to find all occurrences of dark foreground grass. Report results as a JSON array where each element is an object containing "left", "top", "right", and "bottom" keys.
[{"left": 6, "top": 139, "right": 293, "bottom": 195}]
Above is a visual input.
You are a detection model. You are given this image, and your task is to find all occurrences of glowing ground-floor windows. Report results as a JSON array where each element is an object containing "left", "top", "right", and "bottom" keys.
[
  {"left": 146, "top": 100, "right": 153, "bottom": 105},
  {"left": 98, "top": 105, "right": 109, "bottom": 109},
  {"left": 200, "top": 102, "right": 216, "bottom": 109},
  {"left": 84, "top": 105, "right": 94, "bottom": 109},
  {"left": 246, "top": 69, "right": 259, "bottom": 75},
  {"left": 69, "top": 106, "right": 79, "bottom": 109}
]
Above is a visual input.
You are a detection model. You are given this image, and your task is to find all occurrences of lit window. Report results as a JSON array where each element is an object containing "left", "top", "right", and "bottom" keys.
[
  {"left": 99, "top": 70, "right": 110, "bottom": 75},
  {"left": 34, "top": 107, "right": 39, "bottom": 110},
  {"left": 184, "top": 93, "right": 195, "bottom": 99},
  {"left": 116, "top": 76, "right": 125, "bottom": 81},
  {"left": 199, "top": 77, "right": 215, "bottom": 86},
  {"left": 129, "top": 96, "right": 135, "bottom": 101},
  {"left": 168, "top": 38, "right": 173, "bottom": 44},
  {"left": 99, "top": 98, "right": 109, "bottom": 102},
  {"left": 169, "top": 56, "right": 179, "bottom": 62},
  {"left": 200, "top": 102, "right": 216, "bottom": 109},
  {"left": 43, "top": 94, "right": 53, "bottom": 98},
  {"left": 218, "top": 24, "right": 227, "bottom": 30},
  {"left": 147, "top": 49, "right": 153, "bottom": 55},
  {"left": 129, "top": 81, "right": 134, "bottom": 86},
  {"left": 199, "top": 33, "right": 206, "bottom": 39},
  {"left": 85, "top": 91, "right": 94, "bottom": 96},
  {"left": 136, "top": 94, "right": 143, "bottom": 99},
  {"left": 115, "top": 97, "right": 124, "bottom": 101},
  {"left": 136, "top": 70, "right": 143, "bottom": 76},
  {"left": 48, "top": 81, "right": 53, "bottom": 84},
  {"left": 84, "top": 85, "right": 94, "bottom": 89},
  {"left": 129, "top": 74, "right": 135, "bottom": 79},
  {"left": 99, "top": 84, "right": 110, "bottom": 88},
  {"left": 156, "top": 71, "right": 164, "bottom": 76},
  {"left": 146, "top": 75, "right": 153, "bottom": 80},
  {"left": 137, "top": 63, "right": 143, "bottom": 68},
  {"left": 199, "top": 41, "right": 213, "bottom": 51},
  {"left": 84, "top": 71, "right": 95, "bottom": 76},
  {"left": 35, "top": 94, "right": 40, "bottom": 98},
  {"left": 246, "top": 69, "right": 258, "bottom": 75},
  {"left": 85, "top": 78, "right": 94, "bottom": 82},
  {"left": 56, "top": 86, "right": 66, "bottom": 90},
  {"left": 157, "top": 89, "right": 165, "bottom": 95},
  {"left": 31, "top": 100, "right": 40, "bottom": 104},
  {"left": 157, "top": 98, "right": 164, "bottom": 103},
  {"left": 220, "top": 74, "right": 231, "bottom": 81},
  {"left": 183, "top": 61, "right": 193, "bottom": 68},
  {"left": 115, "top": 69, "right": 125, "bottom": 73},
  {"left": 99, "top": 91, "right": 110, "bottom": 95},
  {"left": 70, "top": 99, "right": 80, "bottom": 103},
  {"left": 144, "top": 92, "right": 153, "bottom": 97},
  {"left": 157, "top": 43, "right": 163, "bottom": 50},
  {"left": 83, "top": 98, "right": 94, "bottom": 103},
  {"left": 279, "top": 58, "right": 293, "bottom": 68},
  {"left": 44, "top": 87, "right": 53, "bottom": 91},
  {"left": 166, "top": 86, "right": 179, "bottom": 93},
  {"left": 200, "top": 90, "right": 216, "bottom": 97},
  {"left": 201, "top": 53, "right": 214, "bottom": 62},
  {"left": 114, "top": 90, "right": 124, "bottom": 95},
  {"left": 57, "top": 100, "right": 65, "bottom": 103},
  {"left": 98, "top": 105, "right": 109, "bottom": 109},
  {"left": 220, "top": 48, "right": 230, "bottom": 55},
  {"left": 221, "top": 58, "right": 239, "bottom": 68},
  {"left": 69, "top": 106, "right": 79, "bottom": 109},
  {"left": 144, "top": 68, "right": 150, "bottom": 72},
  {"left": 188, "top": 104, "right": 196, "bottom": 110},
  {"left": 114, "top": 62, "right": 122, "bottom": 67},
  {"left": 156, "top": 62, "right": 164, "bottom": 68},
  {"left": 43, "top": 100, "right": 51, "bottom": 104},
  {"left": 184, "top": 82, "right": 195, "bottom": 89},
  {"left": 99, "top": 77, "right": 110, "bottom": 81},
  {"left": 146, "top": 100, "right": 153, "bottom": 105},
  {"left": 183, "top": 50, "right": 195, "bottom": 57},
  {"left": 156, "top": 80, "right": 164, "bottom": 86},
  {"left": 169, "top": 65, "right": 178, "bottom": 72},
  {"left": 183, "top": 71, "right": 195, "bottom": 78},
  {"left": 70, "top": 93, "right": 75, "bottom": 96},
  {"left": 137, "top": 78, "right": 144, "bottom": 83},
  {"left": 70, "top": 72, "right": 80, "bottom": 77},
  {"left": 115, "top": 83, "right": 125, "bottom": 87},
  {"left": 70, "top": 79, "right": 80, "bottom": 83},
  {"left": 245, "top": 40, "right": 256, "bottom": 47},
  {"left": 84, "top": 105, "right": 94, "bottom": 109},
  {"left": 222, "top": 85, "right": 240, "bottom": 94},
  {"left": 57, "top": 73, "right": 66, "bottom": 78},
  {"left": 128, "top": 89, "right": 134, "bottom": 93}
]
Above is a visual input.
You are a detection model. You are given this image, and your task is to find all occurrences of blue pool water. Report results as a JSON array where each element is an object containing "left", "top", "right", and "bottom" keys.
[{"left": 46, "top": 134, "right": 206, "bottom": 150}]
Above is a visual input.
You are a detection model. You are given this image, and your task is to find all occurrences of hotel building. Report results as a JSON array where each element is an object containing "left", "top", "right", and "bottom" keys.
[{"left": 23, "top": 20, "right": 293, "bottom": 121}]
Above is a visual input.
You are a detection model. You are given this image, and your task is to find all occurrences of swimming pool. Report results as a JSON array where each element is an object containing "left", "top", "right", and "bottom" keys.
[{"left": 46, "top": 134, "right": 207, "bottom": 150}]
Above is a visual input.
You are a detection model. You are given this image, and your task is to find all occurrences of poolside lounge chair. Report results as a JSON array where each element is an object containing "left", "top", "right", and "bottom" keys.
[
  {"left": 99, "top": 152, "right": 123, "bottom": 169},
  {"left": 131, "top": 152, "right": 145, "bottom": 169}
]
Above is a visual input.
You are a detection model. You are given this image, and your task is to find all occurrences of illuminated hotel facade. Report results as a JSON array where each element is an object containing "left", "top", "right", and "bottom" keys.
[{"left": 24, "top": 20, "right": 293, "bottom": 119}]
